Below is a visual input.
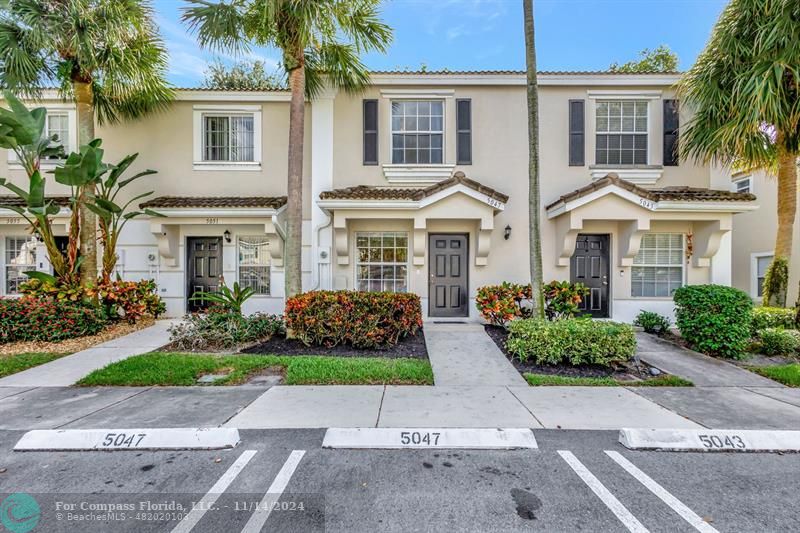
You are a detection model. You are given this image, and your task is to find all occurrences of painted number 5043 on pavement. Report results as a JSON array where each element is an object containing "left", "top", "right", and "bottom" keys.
[{"left": 400, "top": 431, "right": 441, "bottom": 446}]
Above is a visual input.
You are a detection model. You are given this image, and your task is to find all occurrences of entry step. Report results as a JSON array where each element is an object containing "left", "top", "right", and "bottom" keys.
[
  {"left": 619, "top": 428, "right": 800, "bottom": 453},
  {"left": 14, "top": 428, "right": 240, "bottom": 451},
  {"left": 323, "top": 428, "right": 538, "bottom": 449}
]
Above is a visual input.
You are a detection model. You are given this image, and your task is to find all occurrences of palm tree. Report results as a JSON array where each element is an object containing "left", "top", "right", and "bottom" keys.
[
  {"left": 678, "top": 0, "right": 799, "bottom": 305},
  {"left": 0, "top": 0, "right": 174, "bottom": 286},
  {"left": 182, "top": 0, "right": 392, "bottom": 298},
  {"left": 523, "top": 0, "right": 544, "bottom": 318}
]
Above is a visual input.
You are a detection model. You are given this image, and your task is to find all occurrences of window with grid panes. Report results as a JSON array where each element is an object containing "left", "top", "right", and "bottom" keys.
[
  {"left": 203, "top": 114, "right": 255, "bottom": 161},
  {"left": 596, "top": 100, "right": 648, "bottom": 165},
  {"left": 391, "top": 101, "right": 444, "bottom": 164},
  {"left": 355, "top": 232, "right": 408, "bottom": 292},
  {"left": 238, "top": 237, "right": 270, "bottom": 295},
  {"left": 45, "top": 113, "right": 69, "bottom": 159},
  {"left": 5, "top": 236, "right": 37, "bottom": 294},
  {"left": 631, "top": 234, "right": 684, "bottom": 297}
]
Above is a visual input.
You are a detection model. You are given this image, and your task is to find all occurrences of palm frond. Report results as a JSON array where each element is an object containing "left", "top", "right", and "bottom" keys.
[{"left": 182, "top": 0, "right": 250, "bottom": 54}]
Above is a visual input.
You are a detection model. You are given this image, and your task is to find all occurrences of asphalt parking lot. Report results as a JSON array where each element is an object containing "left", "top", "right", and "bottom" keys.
[{"left": 1, "top": 429, "right": 799, "bottom": 532}]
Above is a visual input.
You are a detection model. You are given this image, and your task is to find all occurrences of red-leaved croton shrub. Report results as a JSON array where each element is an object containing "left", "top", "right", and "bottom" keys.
[
  {"left": 475, "top": 282, "right": 533, "bottom": 326},
  {"left": 285, "top": 291, "right": 422, "bottom": 348},
  {"left": 0, "top": 298, "right": 106, "bottom": 344},
  {"left": 89, "top": 279, "right": 166, "bottom": 324}
]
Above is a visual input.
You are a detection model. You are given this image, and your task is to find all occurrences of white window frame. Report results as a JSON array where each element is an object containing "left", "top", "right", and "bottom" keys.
[
  {"left": 4, "top": 235, "right": 37, "bottom": 295},
  {"left": 389, "top": 99, "right": 445, "bottom": 166},
  {"left": 631, "top": 233, "right": 686, "bottom": 298},
  {"left": 354, "top": 231, "right": 410, "bottom": 293},
  {"left": 732, "top": 176, "right": 752, "bottom": 194},
  {"left": 594, "top": 99, "right": 649, "bottom": 166},
  {"left": 236, "top": 235, "right": 271, "bottom": 296},
  {"left": 751, "top": 251, "right": 774, "bottom": 300},
  {"left": 8, "top": 105, "right": 76, "bottom": 169},
  {"left": 192, "top": 105, "right": 262, "bottom": 171}
]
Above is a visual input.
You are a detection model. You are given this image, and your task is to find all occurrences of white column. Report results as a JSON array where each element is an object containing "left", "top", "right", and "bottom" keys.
[
  {"left": 710, "top": 231, "right": 732, "bottom": 285},
  {"left": 309, "top": 87, "right": 337, "bottom": 290}
]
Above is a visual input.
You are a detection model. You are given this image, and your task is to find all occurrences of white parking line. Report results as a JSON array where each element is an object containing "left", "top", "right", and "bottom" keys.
[
  {"left": 605, "top": 451, "right": 719, "bottom": 533},
  {"left": 171, "top": 449, "right": 257, "bottom": 533},
  {"left": 241, "top": 450, "right": 306, "bottom": 533},
  {"left": 557, "top": 450, "right": 649, "bottom": 533}
]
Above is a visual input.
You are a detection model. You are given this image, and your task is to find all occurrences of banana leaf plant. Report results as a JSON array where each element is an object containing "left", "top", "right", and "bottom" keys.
[
  {"left": 85, "top": 152, "right": 162, "bottom": 282},
  {"left": 0, "top": 92, "right": 78, "bottom": 282}
]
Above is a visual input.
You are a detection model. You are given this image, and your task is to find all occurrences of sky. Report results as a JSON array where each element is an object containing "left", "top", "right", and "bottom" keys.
[{"left": 156, "top": 0, "right": 729, "bottom": 87}]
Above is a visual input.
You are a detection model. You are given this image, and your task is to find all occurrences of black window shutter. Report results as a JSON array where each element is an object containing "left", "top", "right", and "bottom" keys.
[
  {"left": 663, "top": 99, "right": 679, "bottom": 166},
  {"left": 456, "top": 99, "right": 472, "bottom": 165},
  {"left": 568, "top": 100, "right": 585, "bottom": 166},
  {"left": 363, "top": 99, "right": 378, "bottom": 165}
]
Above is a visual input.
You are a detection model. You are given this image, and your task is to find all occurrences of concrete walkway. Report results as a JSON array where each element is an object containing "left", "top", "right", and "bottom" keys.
[
  {"left": 636, "top": 332, "right": 782, "bottom": 387},
  {"left": 423, "top": 323, "right": 527, "bottom": 386},
  {"left": 0, "top": 320, "right": 175, "bottom": 388}
]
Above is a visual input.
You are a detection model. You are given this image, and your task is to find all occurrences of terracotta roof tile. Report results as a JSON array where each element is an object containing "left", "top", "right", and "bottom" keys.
[
  {"left": 319, "top": 172, "right": 509, "bottom": 204},
  {"left": 546, "top": 174, "right": 756, "bottom": 210},
  {"left": 0, "top": 196, "right": 70, "bottom": 208},
  {"left": 140, "top": 196, "right": 287, "bottom": 209},
  {"left": 369, "top": 70, "right": 680, "bottom": 76}
]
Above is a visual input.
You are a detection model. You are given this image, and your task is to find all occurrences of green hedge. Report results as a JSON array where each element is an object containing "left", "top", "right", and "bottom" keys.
[
  {"left": 285, "top": 291, "right": 422, "bottom": 348},
  {"left": 0, "top": 298, "right": 106, "bottom": 343},
  {"left": 506, "top": 318, "right": 636, "bottom": 367},
  {"left": 751, "top": 307, "right": 796, "bottom": 334},
  {"left": 758, "top": 328, "right": 800, "bottom": 356},
  {"left": 673, "top": 285, "right": 752, "bottom": 359}
]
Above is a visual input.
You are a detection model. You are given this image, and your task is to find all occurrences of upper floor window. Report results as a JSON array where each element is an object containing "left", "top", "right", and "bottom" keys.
[
  {"left": 596, "top": 100, "right": 648, "bottom": 165},
  {"left": 732, "top": 176, "right": 751, "bottom": 194},
  {"left": 45, "top": 113, "right": 69, "bottom": 158},
  {"left": 203, "top": 114, "right": 255, "bottom": 162},
  {"left": 391, "top": 100, "right": 443, "bottom": 165}
]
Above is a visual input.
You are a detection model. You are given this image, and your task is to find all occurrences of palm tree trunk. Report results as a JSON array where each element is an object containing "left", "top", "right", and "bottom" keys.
[
  {"left": 284, "top": 60, "right": 306, "bottom": 298},
  {"left": 523, "top": 0, "right": 544, "bottom": 318},
  {"left": 73, "top": 80, "right": 98, "bottom": 286},
  {"left": 775, "top": 140, "right": 797, "bottom": 260}
]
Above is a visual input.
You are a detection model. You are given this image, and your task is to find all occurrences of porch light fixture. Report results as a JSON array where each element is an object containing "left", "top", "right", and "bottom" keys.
[
  {"left": 504, "top": 225, "right": 512, "bottom": 240},
  {"left": 223, "top": 230, "right": 232, "bottom": 243}
]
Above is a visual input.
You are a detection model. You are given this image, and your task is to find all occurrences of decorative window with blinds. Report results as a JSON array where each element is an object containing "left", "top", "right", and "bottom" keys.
[
  {"left": 238, "top": 237, "right": 270, "bottom": 295},
  {"left": 203, "top": 114, "right": 255, "bottom": 162},
  {"left": 631, "top": 233, "right": 684, "bottom": 297},
  {"left": 355, "top": 232, "right": 408, "bottom": 292}
]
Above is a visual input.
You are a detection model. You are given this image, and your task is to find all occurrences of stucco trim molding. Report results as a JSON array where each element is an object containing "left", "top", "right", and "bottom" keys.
[
  {"left": 382, "top": 164, "right": 456, "bottom": 184},
  {"left": 589, "top": 166, "right": 663, "bottom": 185}
]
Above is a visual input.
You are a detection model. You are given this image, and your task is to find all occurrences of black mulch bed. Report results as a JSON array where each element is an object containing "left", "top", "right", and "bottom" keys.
[
  {"left": 240, "top": 330, "right": 429, "bottom": 359},
  {"left": 484, "top": 325, "right": 656, "bottom": 380}
]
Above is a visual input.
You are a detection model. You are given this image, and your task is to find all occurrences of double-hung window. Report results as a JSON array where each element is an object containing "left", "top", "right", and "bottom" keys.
[
  {"left": 5, "top": 236, "right": 36, "bottom": 294},
  {"left": 755, "top": 254, "right": 773, "bottom": 298},
  {"left": 631, "top": 234, "right": 684, "bottom": 297},
  {"left": 596, "top": 100, "right": 648, "bottom": 165},
  {"left": 203, "top": 114, "right": 255, "bottom": 162},
  {"left": 355, "top": 232, "right": 408, "bottom": 292},
  {"left": 238, "top": 237, "right": 270, "bottom": 295},
  {"left": 45, "top": 113, "right": 70, "bottom": 159},
  {"left": 391, "top": 101, "right": 444, "bottom": 164}
]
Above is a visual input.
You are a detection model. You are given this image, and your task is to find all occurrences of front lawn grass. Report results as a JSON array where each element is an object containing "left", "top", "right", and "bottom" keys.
[
  {"left": 748, "top": 364, "right": 800, "bottom": 387},
  {"left": 524, "top": 373, "right": 693, "bottom": 387},
  {"left": 77, "top": 352, "right": 434, "bottom": 386},
  {"left": 0, "top": 352, "right": 67, "bottom": 378}
]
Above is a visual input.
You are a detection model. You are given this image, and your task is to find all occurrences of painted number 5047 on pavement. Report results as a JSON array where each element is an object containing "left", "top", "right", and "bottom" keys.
[
  {"left": 400, "top": 431, "right": 441, "bottom": 446},
  {"left": 101, "top": 432, "right": 147, "bottom": 448}
]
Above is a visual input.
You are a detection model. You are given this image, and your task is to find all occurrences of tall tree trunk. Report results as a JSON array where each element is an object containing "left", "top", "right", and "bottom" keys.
[
  {"left": 523, "top": 0, "right": 544, "bottom": 318},
  {"left": 775, "top": 139, "right": 797, "bottom": 260},
  {"left": 73, "top": 80, "right": 98, "bottom": 286},
  {"left": 284, "top": 61, "right": 306, "bottom": 298}
]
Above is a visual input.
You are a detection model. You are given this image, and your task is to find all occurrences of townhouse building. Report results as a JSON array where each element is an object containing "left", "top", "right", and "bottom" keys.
[{"left": 0, "top": 71, "right": 758, "bottom": 320}]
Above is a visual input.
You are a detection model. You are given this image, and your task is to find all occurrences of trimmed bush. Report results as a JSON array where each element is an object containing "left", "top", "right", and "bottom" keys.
[
  {"left": 633, "top": 310, "right": 672, "bottom": 335},
  {"left": 0, "top": 298, "right": 106, "bottom": 343},
  {"left": 475, "top": 282, "right": 532, "bottom": 326},
  {"left": 506, "top": 318, "right": 636, "bottom": 367},
  {"left": 168, "top": 309, "right": 284, "bottom": 351},
  {"left": 285, "top": 291, "right": 422, "bottom": 348},
  {"left": 751, "top": 306, "right": 796, "bottom": 334},
  {"left": 758, "top": 328, "right": 800, "bottom": 356},
  {"left": 673, "top": 285, "right": 752, "bottom": 359}
]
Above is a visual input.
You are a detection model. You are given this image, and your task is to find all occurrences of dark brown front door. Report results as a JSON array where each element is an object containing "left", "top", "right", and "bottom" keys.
[
  {"left": 571, "top": 234, "right": 610, "bottom": 318},
  {"left": 429, "top": 234, "right": 468, "bottom": 317},
  {"left": 187, "top": 237, "right": 222, "bottom": 312}
]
